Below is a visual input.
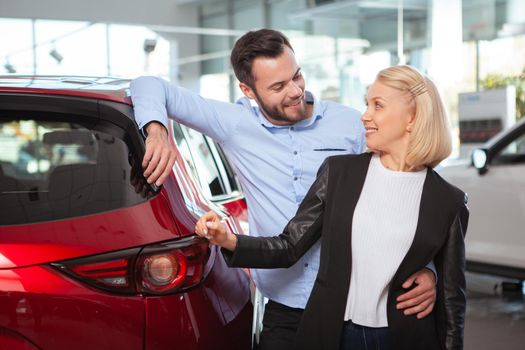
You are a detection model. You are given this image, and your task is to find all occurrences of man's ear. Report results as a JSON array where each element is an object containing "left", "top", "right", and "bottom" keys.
[{"left": 239, "top": 82, "right": 256, "bottom": 99}]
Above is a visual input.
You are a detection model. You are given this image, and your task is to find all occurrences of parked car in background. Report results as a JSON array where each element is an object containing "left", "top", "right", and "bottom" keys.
[
  {"left": 0, "top": 76, "right": 255, "bottom": 350},
  {"left": 439, "top": 117, "right": 525, "bottom": 280}
]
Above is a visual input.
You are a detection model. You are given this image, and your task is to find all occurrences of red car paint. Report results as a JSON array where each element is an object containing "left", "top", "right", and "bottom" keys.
[{"left": 0, "top": 76, "right": 253, "bottom": 350}]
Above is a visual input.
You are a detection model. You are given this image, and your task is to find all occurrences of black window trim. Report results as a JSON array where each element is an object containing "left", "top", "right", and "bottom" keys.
[{"left": 487, "top": 118, "right": 525, "bottom": 165}]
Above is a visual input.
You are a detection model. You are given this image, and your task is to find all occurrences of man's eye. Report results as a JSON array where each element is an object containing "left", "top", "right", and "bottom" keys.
[
  {"left": 273, "top": 85, "right": 284, "bottom": 91},
  {"left": 293, "top": 73, "right": 302, "bottom": 80}
]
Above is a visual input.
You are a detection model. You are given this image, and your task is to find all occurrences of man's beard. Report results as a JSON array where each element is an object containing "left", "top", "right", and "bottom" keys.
[{"left": 254, "top": 90, "right": 307, "bottom": 124}]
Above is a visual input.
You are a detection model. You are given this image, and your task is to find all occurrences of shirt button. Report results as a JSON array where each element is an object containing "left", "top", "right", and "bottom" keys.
[
  {"left": 304, "top": 263, "right": 309, "bottom": 267},
  {"left": 293, "top": 151, "right": 298, "bottom": 155},
  {"left": 294, "top": 177, "right": 298, "bottom": 181},
  {"left": 290, "top": 126, "right": 294, "bottom": 130}
]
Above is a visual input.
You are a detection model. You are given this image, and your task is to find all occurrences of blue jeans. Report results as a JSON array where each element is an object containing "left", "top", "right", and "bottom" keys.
[{"left": 339, "top": 320, "right": 392, "bottom": 350}]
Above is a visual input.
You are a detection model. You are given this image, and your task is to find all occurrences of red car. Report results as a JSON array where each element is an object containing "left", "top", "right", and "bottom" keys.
[{"left": 0, "top": 76, "right": 254, "bottom": 350}]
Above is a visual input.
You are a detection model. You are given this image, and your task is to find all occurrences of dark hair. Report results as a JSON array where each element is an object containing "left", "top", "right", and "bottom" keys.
[{"left": 230, "top": 29, "right": 293, "bottom": 89}]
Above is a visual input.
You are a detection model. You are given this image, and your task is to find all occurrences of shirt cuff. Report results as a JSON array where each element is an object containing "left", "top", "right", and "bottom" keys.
[{"left": 425, "top": 260, "right": 437, "bottom": 282}]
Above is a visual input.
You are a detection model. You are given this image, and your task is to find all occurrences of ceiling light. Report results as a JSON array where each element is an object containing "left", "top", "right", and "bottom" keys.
[
  {"left": 49, "top": 48, "right": 64, "bottom": 63},
  {"left": 4, "top": 61, "right": 15, "bottom": 73},
  {"left": 143, "top": 39, "right": 157, "bottom": 54}
]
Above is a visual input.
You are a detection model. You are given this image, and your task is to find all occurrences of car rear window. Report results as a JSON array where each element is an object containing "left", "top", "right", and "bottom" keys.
[{"left": 0, "top": 118, "right": 153, "bottom": 225}]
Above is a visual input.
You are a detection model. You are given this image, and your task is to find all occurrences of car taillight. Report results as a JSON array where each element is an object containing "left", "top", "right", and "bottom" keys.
[
  {"left": 51, "top": 248, "right": 140, "bottom": 294},
  {"left": 51, "top": 236, "right": 210, "bottom": 295},
  {"left": 137, "top": 236, "right": 209, "bottom": 295}
]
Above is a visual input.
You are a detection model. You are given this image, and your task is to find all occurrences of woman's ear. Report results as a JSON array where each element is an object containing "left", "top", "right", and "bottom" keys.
[{"left": 406, "top": 111, "right": 416, "bottom": 133}]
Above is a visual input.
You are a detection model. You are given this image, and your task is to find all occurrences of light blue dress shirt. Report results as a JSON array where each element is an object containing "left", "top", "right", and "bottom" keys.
[{"left": 131, "top": 76, "right": 366, "bottom": 308}]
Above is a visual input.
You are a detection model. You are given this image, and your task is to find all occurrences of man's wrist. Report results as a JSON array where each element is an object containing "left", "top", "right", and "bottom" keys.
[{"left": 144, "top": 121, "right": 167, "bottom": 137}]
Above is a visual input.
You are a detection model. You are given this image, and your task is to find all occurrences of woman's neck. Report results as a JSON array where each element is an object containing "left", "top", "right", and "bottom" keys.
[{"left": 378, "top": 151, "right": 424, "bottom": 172}]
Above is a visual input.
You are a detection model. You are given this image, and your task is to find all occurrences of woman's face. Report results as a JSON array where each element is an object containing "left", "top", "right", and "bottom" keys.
[{"left": 361, "top": 80, "right": 415, "bottom": 154}]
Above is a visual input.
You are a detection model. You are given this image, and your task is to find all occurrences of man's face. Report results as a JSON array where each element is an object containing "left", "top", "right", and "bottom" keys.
[{"left": 241, "top": 47, "right": 310, "bottom": 126}]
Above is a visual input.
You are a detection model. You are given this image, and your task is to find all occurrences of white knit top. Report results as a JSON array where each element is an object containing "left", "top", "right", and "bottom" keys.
[{"left": 344, "top": 153, "right": 427, "bottom": 327}]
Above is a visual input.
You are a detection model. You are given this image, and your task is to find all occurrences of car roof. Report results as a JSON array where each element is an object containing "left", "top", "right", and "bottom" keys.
[{"left": 0, "top": 75, "right": 132, "bottom": 105}]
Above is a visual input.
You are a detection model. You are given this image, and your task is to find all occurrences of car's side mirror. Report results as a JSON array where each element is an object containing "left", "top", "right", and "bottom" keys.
[{"left": 472, "top": 148, "right": 488, "bottom": 175}]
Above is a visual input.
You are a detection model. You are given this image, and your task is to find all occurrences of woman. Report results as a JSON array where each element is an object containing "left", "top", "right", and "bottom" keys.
[{"left": 195, "top": 65, "right": 469, "bottom": 350}]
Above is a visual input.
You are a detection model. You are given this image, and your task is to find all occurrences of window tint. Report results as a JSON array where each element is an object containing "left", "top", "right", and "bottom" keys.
[
  {"left": 0, "top": 118, "right": 152, "bottom": 225},
  {"left": 500, "top": 133, "right": 525, "bottom": 157},
  {"left": 492, "top": 126, "right": 525, "bottom": 165}
]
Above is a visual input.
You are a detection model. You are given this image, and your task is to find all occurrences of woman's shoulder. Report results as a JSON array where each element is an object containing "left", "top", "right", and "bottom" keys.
[
  {"left": 320, "top": 152, "right": 373, "bottom": 183},
  {"left": 326, "top": 152, "right": 373, "bottom": 167},
  {"left": 428, "top": 168, "right": 468, "bottom": 207}
]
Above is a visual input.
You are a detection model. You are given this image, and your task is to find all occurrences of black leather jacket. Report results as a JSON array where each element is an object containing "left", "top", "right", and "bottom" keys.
[{"left": 223, "top": 153, "right": 469, "bottom": 350}]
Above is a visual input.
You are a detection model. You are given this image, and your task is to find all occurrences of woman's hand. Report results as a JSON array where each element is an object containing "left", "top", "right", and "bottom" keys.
[{"left": 195, "top": 211, "right": 237, "bottom": 251}]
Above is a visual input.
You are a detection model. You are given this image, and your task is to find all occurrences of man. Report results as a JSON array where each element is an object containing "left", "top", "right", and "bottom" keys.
[{"left": 131, "top": 29, "right": 436, "bottom": 350}]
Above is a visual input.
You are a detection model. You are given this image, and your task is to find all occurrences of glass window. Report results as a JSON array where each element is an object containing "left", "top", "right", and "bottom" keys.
[
  {"left": 491, "top": 124, "right": 525, "bottom": 165},
  {"left": 108, "top": 24, "right": 171, "bottom": 78},
  {"left": 498, "top": 130, "right": 525, "bottom": 158},
  {"left": 1, "top": 18, "right": 170, "bottom": 77},
  {"left": 233, "top": 0, "right": 263, "bottom": 31},
  {"left": 171, "top": 122, "right": 235, "bottom": 199},
  {"left": 0, "top": 18, "right": 33, "bottom": 74},
  {"left": 0, "top": 118, "right": 152, "bottom": 225},
  {"left": 200, "top": 11, "right": 231, "bottom": 75},
  {"left": 34, "top": 21, "right": 108, "bottom": 76}
]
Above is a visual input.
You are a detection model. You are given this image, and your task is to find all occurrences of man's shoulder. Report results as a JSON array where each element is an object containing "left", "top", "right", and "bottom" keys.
[{"left": 234, "top": 95, "right": 252, "bottom": 106}]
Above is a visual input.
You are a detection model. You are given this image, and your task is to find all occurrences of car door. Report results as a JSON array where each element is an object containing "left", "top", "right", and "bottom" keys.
[
  {"left": 170, "top": 121, "right": 247, "bottom": 227},
  {"left": 463, "top": 121, "right": 525, "bottom": 275},
  {"left": 169, "top": 120, "right": 265, "bottom": 348}
]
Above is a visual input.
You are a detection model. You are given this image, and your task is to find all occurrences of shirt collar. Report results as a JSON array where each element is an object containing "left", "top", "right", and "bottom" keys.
[{"left": 255, "top": 91, "right": 324, "bottom": 129}]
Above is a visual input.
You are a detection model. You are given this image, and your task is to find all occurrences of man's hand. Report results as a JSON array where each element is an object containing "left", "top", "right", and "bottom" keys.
[
  {"left": 130, "top": 156, "right": 153, "bottom": 197},
  {"left": 143, "top": 122, "right": 177, "bottom": 186},
  {"left": 396, "top": 268, "right": 436, "bottom": 319}
]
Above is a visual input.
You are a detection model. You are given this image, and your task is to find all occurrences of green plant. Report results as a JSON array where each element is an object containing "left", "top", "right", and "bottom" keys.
[{"left": 480, "top": 68, "right": 525, "bottom": 120}]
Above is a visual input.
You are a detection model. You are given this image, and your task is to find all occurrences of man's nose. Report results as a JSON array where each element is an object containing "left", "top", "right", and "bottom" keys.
[{"left": 287, "top": 80, "right": 303, "bottom": 97}]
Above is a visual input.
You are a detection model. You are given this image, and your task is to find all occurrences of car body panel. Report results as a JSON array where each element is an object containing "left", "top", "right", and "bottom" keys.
[
  {"left": 144, "top": 253, "right": 252, "bottom": 350},
  {"left": 439, "top": 162, "right": 525, "bottom": 269},
  {"left": 0, "top": 265, "right": 144, "bottom": 350},
  {"left": 0, "top": 76, "right": 254, "bottom": 349},
  {"left": 439, "top": 117, "right": 525, "bottom": 278},
  {"left": 0, "top": 76, "right": 131, "bottom": 105},
  {"left": 0, "top": 195, "right": 180, "bottom": 269}
]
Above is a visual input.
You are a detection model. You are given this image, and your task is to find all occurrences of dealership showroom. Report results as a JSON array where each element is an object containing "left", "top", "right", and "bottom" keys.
[{"left": 1, "top": 0, "right": 524, "bottom": 349}]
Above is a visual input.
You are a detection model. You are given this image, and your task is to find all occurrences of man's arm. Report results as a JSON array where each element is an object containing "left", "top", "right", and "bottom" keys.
[
  {"left": 130, "top": 76, "right": 245, "bottom": 185},
  {"left": 131, "top": 76, "right": 244, "bottom": 142}
]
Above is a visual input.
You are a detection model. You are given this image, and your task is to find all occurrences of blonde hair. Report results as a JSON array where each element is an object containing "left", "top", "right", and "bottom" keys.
[{"left": 376, "top": 65, "right": 452, "bottom": 168}]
